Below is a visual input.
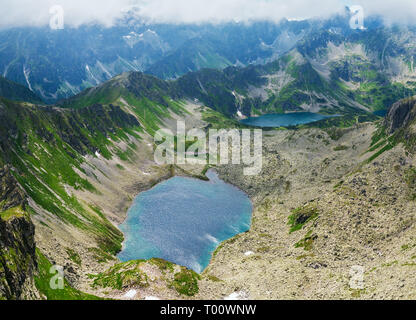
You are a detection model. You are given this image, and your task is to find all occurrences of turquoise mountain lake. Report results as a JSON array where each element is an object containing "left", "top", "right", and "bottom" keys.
[
  {"left": 118, "top": 170, "right": 252, "bottom": 273},
  {"left": 241, "top": 112, "right": 334, "bottom": 127}
]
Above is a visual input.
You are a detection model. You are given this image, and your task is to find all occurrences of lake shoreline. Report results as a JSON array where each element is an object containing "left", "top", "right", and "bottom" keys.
[
  {"left": 240, "top": 112, "right": 338, "bottom": 128},
  {"left": 117, "top": 169, "right": 253, "bottom": 273}
]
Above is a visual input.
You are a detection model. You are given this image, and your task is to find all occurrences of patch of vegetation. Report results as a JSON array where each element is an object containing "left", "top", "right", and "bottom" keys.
[
  {"left": 296, "top": 253, "right": 315, "bottom": 260},
  {"left": 323, "top": 127, "right": 349, "bottom": 141},
  {"left": 170, "top": 268, "right": 201, "bottom": 297},
  {"left": 288, "top": 205, "right": 319, "bottom": 234},
  {"left": 35, "top": 250, "right": 103, "bottom": 300},
  {"left": 90, "top": 260, "right": 149, "bottom": 290},
  {"left": 370, "top": 124, "right": 388, "bottom": 147},
  {"left": 206, "top": 275, "right": 222, "bottom": 282},
  {"left": 334, "top": 180, "right": 345, "bottom": 190},
  {"left": 202, "top": 108, "right": 245, "bottom": 129},
  {"left": 364, "top": 123, "right": 397, "bottom": 163},
  {"left": 88, "top": 247, "right": 116, "bottom": 264},
  {"left": 404, "top": 168, "right": 416, "bottom": 200},
  {"left": 401, "top": 243, "right": 416, "bottom": 251},
  {"left": 66, "top": 248, "right": 82, "bottom": 266},
  {"left": 295, "top": 231, "right": 318, "bottom": 251},
  {"left": 402, "top": 262, "right": 416, "bottom": 267},
  {"left": 212, "top": 243, "right": 225, "bottom": 258},
  {"left": 334, "top": 145, "right": 349, "bottom": 151},
  {"left": 382, "top": 261, "right": 399, "bottom": 268},
  {"left": 368, "top": 139, "right": 388, "bottom": 152},
  {"left": 150, "top": 258, "right": 175, "bottom": 273},
  {"left": 350, "top": 289, "right": 366, "bottom": 298},
  {"left": 0, "top": 206, "right": 25, "bottom": 221},
  {"left": 257, "top": 246, "right": 270, "bottom": 253},
  {"left": 258, "top": 233, "right": 272, "bottom": 239},
  {"left": 353, "top": 81, "right": 415, "bottom": 112},
  {"left": 365, "top": 141, "right": 395, "bottom": 163},
  {"left": 303, "top": 112, "right": 379, "bottom": 132}
]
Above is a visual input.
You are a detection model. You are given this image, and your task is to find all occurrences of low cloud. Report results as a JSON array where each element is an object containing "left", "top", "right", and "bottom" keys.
[
  {"left": 0, "top": 0, "right": 133, "bottom": 28},
  {"left": 354, "top": 0, "right": 416, "bottom": 26},
  {"left": 0, "top": 0, "right": 415, "bottom": 29},
  {"left": 131, "top": 0, "right": 345, "bottom": 24}
]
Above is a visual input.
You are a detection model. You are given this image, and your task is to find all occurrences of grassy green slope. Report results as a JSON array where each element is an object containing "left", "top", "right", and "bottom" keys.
[
  {"left": 35, "top": 250, "right": 104, "bottom": 300},
  {"left": 59, "top": 72, "right": 189, "bottom": 135},
  {"left": 0, "top": 98, "right": 142, "bottom": 258}
]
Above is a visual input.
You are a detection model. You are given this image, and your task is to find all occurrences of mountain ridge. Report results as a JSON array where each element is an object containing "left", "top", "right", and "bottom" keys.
[{"left": 0, "top": 76, "right": 42, "bottom": 104}]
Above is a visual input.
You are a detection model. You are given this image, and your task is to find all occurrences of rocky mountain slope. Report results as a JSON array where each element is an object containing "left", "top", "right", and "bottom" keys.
[
  {"left": 0, "top": 165, "right": 39, "bottom": 300},
  {"left": 58, "top": 62, "right": 384, "bottom": 123},
  {"left": 197, "top": 97, "right": 416, "bottom": 300},
  {"left": 385, "top": 96, "right": 416, "bottom": 151},
  {"left": 0, "top": 76, "right": 42, "bottom": 104},
  {"left": 175, "top": 18, "right": 416, "bottom": 117}
]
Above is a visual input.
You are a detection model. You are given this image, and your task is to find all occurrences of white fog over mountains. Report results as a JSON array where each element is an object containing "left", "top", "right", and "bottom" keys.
[{"left": 1, "top": 0, "right": 416, "bottom": 28}]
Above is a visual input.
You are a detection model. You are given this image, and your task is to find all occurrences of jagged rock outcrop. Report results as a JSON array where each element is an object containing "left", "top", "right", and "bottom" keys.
[
  {"left": 0, "top": 213, "right": 39, "bottom": 300},
  {"left": 0, "top": 165, "right": 39, "bottom": 300},
  {"left": 384, "top": 96, "right": 416, "bottom": 153},
  {"left": 0, "top": 165, "right": 27, "bottom": 211},
  {"left": 385, "top": 97, "right": 416, "bottom": 134}
]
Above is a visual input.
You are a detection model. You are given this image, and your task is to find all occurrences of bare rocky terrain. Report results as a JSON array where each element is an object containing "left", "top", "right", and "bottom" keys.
[{"left": 198, "top": 124, "right": 416, "bottom": 300}]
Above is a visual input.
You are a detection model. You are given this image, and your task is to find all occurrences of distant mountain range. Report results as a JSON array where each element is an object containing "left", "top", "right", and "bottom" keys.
[
  {"left": 0, "top": 19, "right": 310, "bottom": 103},
  {"left": 1, "top": 10, "right": 416, "bottom": 113}
]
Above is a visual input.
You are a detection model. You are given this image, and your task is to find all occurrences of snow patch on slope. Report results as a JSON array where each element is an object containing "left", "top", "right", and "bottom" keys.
[{"left": 23, "top": 66, "right": 33, "bottom": 92}]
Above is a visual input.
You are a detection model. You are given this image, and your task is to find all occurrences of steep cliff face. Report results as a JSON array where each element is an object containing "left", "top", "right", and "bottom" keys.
[
  {"left": 0, "top": 166, "right": 39, "bottom": 300},
  {"left": 385, "top": 96, "right": 416, "bottom": 152},
  {"left": 0, "top": 166, "right": 26, "bottom": 212},
  {"left": 385, "top": 97, "right": 416, "bottom": 134}
]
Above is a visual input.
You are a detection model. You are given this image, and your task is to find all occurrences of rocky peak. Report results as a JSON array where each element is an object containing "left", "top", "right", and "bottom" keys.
[
  {"left": 0, "top": 165, "right": 38, "bottom": 300},
  {"left": 385, "top": 96, "right": 416, "bottom": 134},
  {"left": 0, "top": 165, "right": 27, "bottom": 212}
]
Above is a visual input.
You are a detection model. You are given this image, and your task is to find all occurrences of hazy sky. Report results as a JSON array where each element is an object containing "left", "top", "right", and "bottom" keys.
[{"left": 0, "top": 0, "right": 416, "bottom": 28}]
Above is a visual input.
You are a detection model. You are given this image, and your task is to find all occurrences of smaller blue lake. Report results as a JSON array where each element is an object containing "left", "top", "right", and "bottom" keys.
[
  {"left": 118, "top": 170, "right": 253, "bottom": 273},
  {"left": 240, "top": 112, "right": 334, "bottom": 128},
  {"left": 373, "top": 110, "right": 388, "bottom": 117}
]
